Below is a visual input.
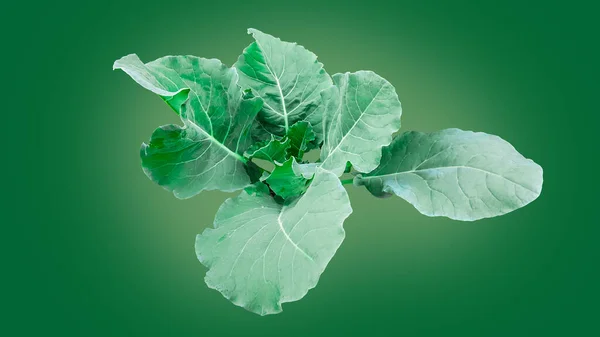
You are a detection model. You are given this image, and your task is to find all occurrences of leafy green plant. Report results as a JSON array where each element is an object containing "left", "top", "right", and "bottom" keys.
[{"left": 113, "top": 29, "right": 543, "bottom": 315}]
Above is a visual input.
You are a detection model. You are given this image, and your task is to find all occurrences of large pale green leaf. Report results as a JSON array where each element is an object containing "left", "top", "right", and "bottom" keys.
[
  {"left": 114, "top": 54, "right": 263, "bottom": 198},
  {"left": 262, "top": 158, "right": 309, "bottom": 200},
  {"left": 354, "top": 129, "right": 543, "bottom": 221},
  {"left": 196, "top": 168, "right": 352, "bottom": 315},
  {"left": 234, "top": 29, "right": 333, "bottom": 137},
  {"left": 320, "top": 71, "right": 402, "bottom": 176}
]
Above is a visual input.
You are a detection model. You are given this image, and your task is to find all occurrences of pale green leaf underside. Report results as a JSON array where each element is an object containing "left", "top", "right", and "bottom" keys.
[
  {"left": 292, "top": 161, "right": 319, "bottom": 179},
  {"left": 355, "top": 129, "right": 543, "bottom": 221},
  {"left": 114, "top": 54, "right": 262, "bottom": 198},
  {"left": 235, "top": 29, "right": 332, "bottom": 137},
  {"left": 320, "top": 71, "right": 402, "bottom": 176},
  {"left": 196, "top": 168, "right": 352, "bottom": 315}
]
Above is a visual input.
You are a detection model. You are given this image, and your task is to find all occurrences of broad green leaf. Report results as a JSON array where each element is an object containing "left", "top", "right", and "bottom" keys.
[
  {"left": 196, "top": 168, "right": 352, "bottom": 315},
  {"left": 320, "top": 71, "right": 402, "bottom": 176},
  {"left": 262, "top": 158, "right": 309, "bottom": 199},
  {"left": 114, "top": 54, "right": 263, "bottom": 198},
  {"left": 354, "top": 129, "right": 543, "bottom": 221},
  {"left": 235, "top": 29, "right": 333, "bottom": 136},
  {"left": 245, "top": 136, "right": 290, "bottom": 163},
  {"left": 286, "top": 121, "right": 316, "bottom": 159}
]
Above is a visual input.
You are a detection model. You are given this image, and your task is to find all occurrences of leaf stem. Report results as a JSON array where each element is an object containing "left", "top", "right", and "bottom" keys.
[
  {"left": 236, "top": 153, "right": 249, "bottom": 164},
  {"left": 340, "top": 178, "right": 354, "bottom": 185}
]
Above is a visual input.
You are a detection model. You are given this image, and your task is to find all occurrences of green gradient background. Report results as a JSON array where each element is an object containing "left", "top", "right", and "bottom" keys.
[{"left": 5, "top": 1, "right": 598, "bottom": 336}]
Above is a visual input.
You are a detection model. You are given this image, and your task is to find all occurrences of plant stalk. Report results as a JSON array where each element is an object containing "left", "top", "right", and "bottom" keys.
[{"left": 340, "top": 178, "right": 354, "bottom": 185}]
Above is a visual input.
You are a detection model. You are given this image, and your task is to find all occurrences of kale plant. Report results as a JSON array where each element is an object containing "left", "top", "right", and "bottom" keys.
[{"left": 113, "top": 29, "right": 543, "bottom": 315}]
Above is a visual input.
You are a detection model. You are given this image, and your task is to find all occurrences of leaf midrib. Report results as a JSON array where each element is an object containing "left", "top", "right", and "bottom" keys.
[
  {"left": 321, "top": 81, "right": 385, "bottom": 167},
  {"left": 277, "top": 210, "right": 314, "bottom": 262},
  {"left": 363, "top": 165, "right": 539, "bottom": 193},
  {"left": 165, "top": 101, "right": 247, "bottom": 164},
  {"left": 253, "top": 38, "right": 289, "bottom": 132}
]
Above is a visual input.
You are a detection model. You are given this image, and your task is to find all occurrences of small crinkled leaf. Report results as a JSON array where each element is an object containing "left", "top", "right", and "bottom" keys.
[
  {"left": 320, "top": 71, "right": 402, "bottom": 176},
  {"left": 235, "top": 29, "right": 333, "bottom": 137},
  {"left": 286, "top": 121, "right": 316, "bottom": 159},
  {"left": 354, "top": 129, "right": 543, "bottom": 221},
  {"left": 196, "top": 168, "right": 352, "bottom": 315},
  {"left": 245, "top": 136, "right": 291, "bottom": 163},
  {"left": 262, "top": 158, "right": 309, "bottom": 199},
  {"left": 114, "top": 54, "right": 262, "bottom": 198}
]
